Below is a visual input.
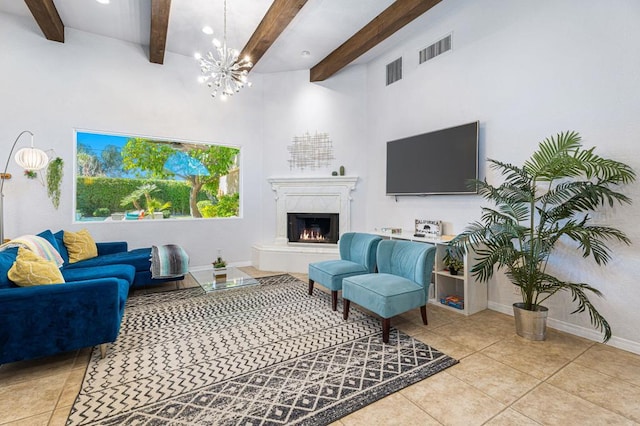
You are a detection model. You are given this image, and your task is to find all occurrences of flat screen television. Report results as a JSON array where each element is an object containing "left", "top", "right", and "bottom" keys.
[{"left": 386, "top": 121, "right": 479, "bottom": 195}]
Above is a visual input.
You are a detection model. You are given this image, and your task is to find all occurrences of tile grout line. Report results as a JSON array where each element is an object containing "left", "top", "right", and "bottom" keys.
[
  {"left": 481, "top": 340, "right": 609, "bottom": 425},
  {"left": 544, "top": 346, "right": 640, "bottom": 423},
  {"left": 49, "top": 348, "right": 94, "bottom": 425},
  {"left": 49, "top": 352, "right": 81, "bottom": 425},
  {"left": 401, "top": 391, "right": 445, "bottom": 426},
  {"left": 445, "top": 329, "right": 543, "bottom": 425},
  {"left": 445, "top": 338, "right": 526, "bottom": 425},
  {"left": 573, "top": 344, "right": 640, "bottom": 389},
  {"left": 541, "top": 381, "right": 635, "bottom": 423}
]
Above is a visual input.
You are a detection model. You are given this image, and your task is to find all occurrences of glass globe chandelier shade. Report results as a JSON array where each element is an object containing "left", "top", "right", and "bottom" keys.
[{"left": 194, "top": 0, "right": 252, "bottom": 100}]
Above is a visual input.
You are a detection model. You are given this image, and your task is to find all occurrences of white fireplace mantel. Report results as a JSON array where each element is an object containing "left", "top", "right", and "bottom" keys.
[
  {"left": 268, "top": 176, "right": 358, "bottom": 245},
  {"left": 252, "top": 176, "right": 358, "bottom": 273}
]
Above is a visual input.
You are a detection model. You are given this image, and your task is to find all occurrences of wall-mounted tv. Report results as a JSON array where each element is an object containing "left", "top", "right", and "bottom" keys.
[{"left": 386, "top": 121, "right": 479, "bottom": 195}]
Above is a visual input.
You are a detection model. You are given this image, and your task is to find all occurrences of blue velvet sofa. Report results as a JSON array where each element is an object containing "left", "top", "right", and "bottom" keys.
[{"left": 0, "top": 230, "right": 183, "bottom": 365}]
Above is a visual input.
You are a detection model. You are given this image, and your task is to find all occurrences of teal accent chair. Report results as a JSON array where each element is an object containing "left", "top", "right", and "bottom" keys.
[
  {"left": 308, "top": 232, "right": 382, "bottom": 311},
  {"left": 342, "top": 240, "right": 436, "bottom": 343}
]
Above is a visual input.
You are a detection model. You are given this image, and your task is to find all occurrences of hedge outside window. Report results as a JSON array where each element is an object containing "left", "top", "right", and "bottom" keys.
[{"left": 75, "top": 131, "right": 240, "bottom": 222}]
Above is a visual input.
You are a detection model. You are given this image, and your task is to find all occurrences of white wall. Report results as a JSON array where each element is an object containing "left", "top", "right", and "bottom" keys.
[
  {"left": 0, "top": 13, "right": 266, "bottom": 267},
  {"left": 364, "top": 0, "right": 640, "bottom": 350},
  {"left": 258, "top": 67, "right": 369, "bottom": 244},
  {"left": 0, "top": 12, "right": 368, "bottom": 268}
]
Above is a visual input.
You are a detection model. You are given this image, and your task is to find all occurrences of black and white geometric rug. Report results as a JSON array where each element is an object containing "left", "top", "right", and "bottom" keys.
[{"left": 67, "top": 274, "right": 457, "bottom": 425}]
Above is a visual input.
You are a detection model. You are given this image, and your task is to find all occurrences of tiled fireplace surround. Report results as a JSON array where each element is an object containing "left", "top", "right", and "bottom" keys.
[{"left": 251, "top": 176, "right": 358, "bottom": 273}]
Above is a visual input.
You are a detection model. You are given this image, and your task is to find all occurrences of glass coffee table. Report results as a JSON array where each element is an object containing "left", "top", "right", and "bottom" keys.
[{"left": 191, "top": 266, "right": 259, "bottom": 292}]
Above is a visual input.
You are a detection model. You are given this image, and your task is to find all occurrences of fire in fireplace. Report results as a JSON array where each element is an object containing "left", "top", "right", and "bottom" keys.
[{"left": 287, "top": 213, "right": 339, "bottom": 244}]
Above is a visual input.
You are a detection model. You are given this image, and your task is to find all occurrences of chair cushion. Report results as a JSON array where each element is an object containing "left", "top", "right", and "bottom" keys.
[
  {"left": 343, "top": 273, "right": 426, "bottom": 319},
  {"left": 63, "top": 248, "right": 151, "bottom": 273},
  {"left": 339, "top": 233, "right": 382, "bottom": 272},
  {"left": 377, "top": 240, "right": 434, "bottom": 285},
  {"left": 62, "top": 264, "right": 136, "bottom": 285},
  {"left": 308, "top": 260, "right": 368, "bottom": 291}
]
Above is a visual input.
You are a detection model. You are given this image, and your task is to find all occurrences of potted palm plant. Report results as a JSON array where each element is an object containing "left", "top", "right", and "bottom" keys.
[{"left": 450, "top": 131, "right": 635, "bottom": 341}]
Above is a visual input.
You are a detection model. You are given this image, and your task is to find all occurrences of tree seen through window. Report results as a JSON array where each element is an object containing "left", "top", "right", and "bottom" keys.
[{"left": 75, "top": 131, "right": 240, "bottom": 221}]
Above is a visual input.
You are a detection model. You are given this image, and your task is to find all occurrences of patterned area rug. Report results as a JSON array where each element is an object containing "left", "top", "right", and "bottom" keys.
[{"left": 68, "top": 274, "right": 457, "bottom": 425}]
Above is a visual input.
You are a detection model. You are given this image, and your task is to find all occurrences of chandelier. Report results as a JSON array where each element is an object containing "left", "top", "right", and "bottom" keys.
[{"left": 194, "top": 0, "right": 253, "bottom": 100}]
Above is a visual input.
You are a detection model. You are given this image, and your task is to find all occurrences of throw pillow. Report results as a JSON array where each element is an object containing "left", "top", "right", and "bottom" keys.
[
  {"left": 0, "top": 234, "right": 64, "bottom": 267},
  {"left": 53, "top": 230, "right": 70, "bottom": 264},
  {"left": 37, "top": 230, "right": 61, "bottom": 253},
  {"left": 0, "top": 247, "right": 19, "bottom": 289},
  {"left": 63, "top": 229, "right": 98, "bottom": 263},
  {"left": 8, "top": 247, "right": 65, "bottom": 286}
]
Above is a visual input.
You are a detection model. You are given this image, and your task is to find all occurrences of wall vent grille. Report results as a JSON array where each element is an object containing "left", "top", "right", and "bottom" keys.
[
  {"left": 386, "top": 57, "right": 402, "bottom": 86},
  {"left": 419, "top": 34, "right": 452, "bottom": 64}
]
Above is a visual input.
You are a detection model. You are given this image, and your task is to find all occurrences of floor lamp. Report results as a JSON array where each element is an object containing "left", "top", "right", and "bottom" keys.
[{"left": 0, "top": 130, "right": 49, "bottom": 243}]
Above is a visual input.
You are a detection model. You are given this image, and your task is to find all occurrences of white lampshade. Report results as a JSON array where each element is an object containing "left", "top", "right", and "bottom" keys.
[{"left": 15, "top": 147, "right": 49, "bottom": 171}]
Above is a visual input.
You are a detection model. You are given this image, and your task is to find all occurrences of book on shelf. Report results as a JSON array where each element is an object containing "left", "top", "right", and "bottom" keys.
[{"left": 440, "top": 295, "right": 464, "bottom": 310}]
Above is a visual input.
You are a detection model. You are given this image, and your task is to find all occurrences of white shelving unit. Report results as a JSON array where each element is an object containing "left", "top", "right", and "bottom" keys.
[{"left": 372, "top": 231, "right": 487, "bottom": 315}]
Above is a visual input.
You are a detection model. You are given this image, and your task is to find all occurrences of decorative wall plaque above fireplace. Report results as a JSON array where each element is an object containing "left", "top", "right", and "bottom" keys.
[{"left": 287, "top": 213, "right": 339, "bottom": 244}]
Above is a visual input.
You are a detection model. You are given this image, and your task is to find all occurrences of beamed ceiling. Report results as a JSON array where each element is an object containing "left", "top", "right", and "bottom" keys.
[{"left": 5, "top": 0, "right": 443, "bottom": 81}]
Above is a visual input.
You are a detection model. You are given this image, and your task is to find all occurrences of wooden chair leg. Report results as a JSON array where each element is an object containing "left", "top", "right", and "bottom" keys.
[
  {"left": 420, "top": 305, "right": 428, "bottom": 325},
  {"left": 99, "top": 343, "right": 107, "bottom": 359},
  {"left": 382, "top": 318, "right": 391, "bottom": 343},
  {"left": 343, "top": 299, "right": 350, "bottom": 320},
  {"left": 308, "top": 279, "right": 314, "bottom": 295},
  {"left": 331, "top": 290, "right": 338, "bottom": 311}
]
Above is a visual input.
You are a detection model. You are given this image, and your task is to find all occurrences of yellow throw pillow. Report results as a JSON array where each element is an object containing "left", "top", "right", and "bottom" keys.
[
  {"left": 8, "top": 247, "right": 65, "bottom": 286},
  {"left": 63, "top": 229, "right": 98, "bottom": 263}
]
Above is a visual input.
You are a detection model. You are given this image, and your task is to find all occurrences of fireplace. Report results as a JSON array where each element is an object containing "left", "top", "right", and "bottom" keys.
[
  {"left": 266, "top": 176, "right": 357, "bottom": 246},
  {"left": 252, "top": 176, "right": 358, "bottom": 273},
  {"left": 287, "top": 213, "right": 339, "bottom": 244}
]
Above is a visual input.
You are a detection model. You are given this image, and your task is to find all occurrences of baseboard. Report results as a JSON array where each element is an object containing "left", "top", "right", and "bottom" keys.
[
  {"left": 487, "top": 301, "right": 513, "bottom": 316},
  {"left": 487, "top": 301, "right": 640, "bottom": 355}
]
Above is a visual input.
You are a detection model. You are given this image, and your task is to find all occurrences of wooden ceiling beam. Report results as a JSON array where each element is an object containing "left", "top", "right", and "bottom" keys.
[
  {"left": 23, "top": 0, "right": 64, "bottom": 43},
  {"left": 239, "top": 0, "right": 308, "bottom": 69},
  {"left": 310, "top": 0, "right": 441, "bottom": 82},
  {"left": 150, "top": 0, "right": 172, "bottom": 64}
]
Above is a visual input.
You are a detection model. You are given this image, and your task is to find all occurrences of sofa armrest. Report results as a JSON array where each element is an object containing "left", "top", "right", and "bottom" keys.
[
  {"left": 0, "top": 278, "right": 128, "bottom": 364},
  {"left": 97, "top": 241, "right": 128, "bottom": 255}
]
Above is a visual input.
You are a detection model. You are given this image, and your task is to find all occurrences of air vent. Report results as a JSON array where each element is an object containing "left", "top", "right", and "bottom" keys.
[
  {"left": 419, "top": 34, "right": 452, "bottom": 64},
  {"left": 386, "top": 57, "right": 402, "bottom": 86}
]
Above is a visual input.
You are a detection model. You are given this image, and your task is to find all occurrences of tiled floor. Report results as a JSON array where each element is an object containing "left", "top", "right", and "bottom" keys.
[{"left": 2, "top": 268, "right": 640, "bottom": 425}]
